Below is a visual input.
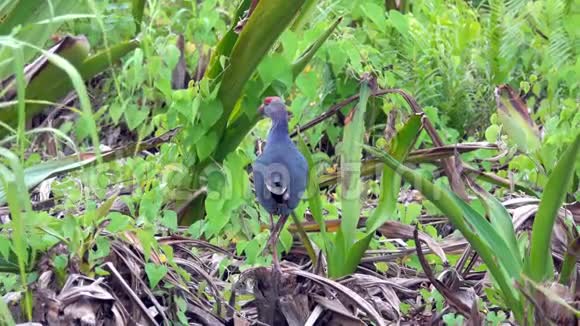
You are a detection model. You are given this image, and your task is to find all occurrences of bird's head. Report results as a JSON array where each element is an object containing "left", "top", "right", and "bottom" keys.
[{"left": 258, "top": 96, "right": 289, "bottom": 120}]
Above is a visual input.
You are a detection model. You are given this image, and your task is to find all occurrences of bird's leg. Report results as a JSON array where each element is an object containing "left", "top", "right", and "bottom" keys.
[
  {"left": 268, "top": 214, "right": 289, "bottom": 272},
  {"left": 267, "top": 213, "right": 281, "bottom": 273},
  {"left": 266, "top": 213, "right": 281, "bottom": 302}
]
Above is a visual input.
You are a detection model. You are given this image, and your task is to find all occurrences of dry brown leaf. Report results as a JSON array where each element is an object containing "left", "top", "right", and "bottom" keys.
[{"left": 287, "top": 268, "right": 386, "bottom": 326}]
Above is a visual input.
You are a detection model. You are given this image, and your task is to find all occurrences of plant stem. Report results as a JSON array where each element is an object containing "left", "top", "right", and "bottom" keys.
[
  {"left": 559, "top": 237, "right": 580, "bottom": 286},
  {"left": 558, "top": 252, "right": 575, "bottom": 286},
  {"left": 291, "top": 211, "right": 318, "bottom": 267}
]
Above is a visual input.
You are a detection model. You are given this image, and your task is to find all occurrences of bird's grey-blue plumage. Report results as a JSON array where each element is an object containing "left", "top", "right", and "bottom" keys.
[{"left": 253, "top": 99, "right": 308, "bottom": 216}]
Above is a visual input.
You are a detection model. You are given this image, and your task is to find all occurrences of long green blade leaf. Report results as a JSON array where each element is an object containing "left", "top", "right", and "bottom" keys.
[
  {"left": 341, "top": 114, "right": 423, "bottom": 278},
  {"left": 215, "top": 17, "right": 340, "bottom": 161},
  {"left": 364, "top": 145, "right": 523, "bottom": 318},
  {"left": 528, "top": 134, "right": 580, "bottom": 282},
  {"left": 339, "top": 82, "right": 371, "bottom": 249},
  {"left": 132, "top": 0, "right": 146, "bottom": 34},
  {"left": 366, "top": 113, "right": 422, "bottom": 231},
  {"left": 205, "top": 0, "right": 252, "bottom": 81},
  {"left": 215, "top": 0, "right": 305, "bottom": 135},
  {"left": 471, "top": 182, "right": 522, "bottom": 269}
]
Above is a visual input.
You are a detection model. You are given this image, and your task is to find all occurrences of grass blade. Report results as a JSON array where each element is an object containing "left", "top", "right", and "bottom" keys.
[{"left": 0, "top": 148, "right": 32, "bottom": 319}]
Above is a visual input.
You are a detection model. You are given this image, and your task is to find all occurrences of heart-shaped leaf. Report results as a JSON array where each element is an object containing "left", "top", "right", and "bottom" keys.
[
  {"left": 145, "top": 262, "right": 168, "bottom": 288},
  {"left": 124, "top": 103, "right": 149, "bottom": 131}
]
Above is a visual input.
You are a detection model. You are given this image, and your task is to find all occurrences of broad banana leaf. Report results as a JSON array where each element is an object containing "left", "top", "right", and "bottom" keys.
[
  {"left": 0, "top": 37, "right": 139, "bottom": 137},
  {"left": 0, "top": 0, "right": 90, "bottom": 79}
]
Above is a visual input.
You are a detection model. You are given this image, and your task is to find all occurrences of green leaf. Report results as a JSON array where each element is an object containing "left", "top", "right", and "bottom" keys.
[
  {"left": 339, "top": 82, "right": 371, "bottom": 250},
  {"left": 214, "top": 0, "right": 306, "bottom": 140},
  {"left": 161, "top": 210, "right": 178, "bottom": 232},
  {"left": 485, "top": 124, "right": 501, "bottom": 143},
  {"left": 0, "top": 36, "right": 89, "bottom": 135},
  {"left": 366, "top": 114, "right": 422, "bottom": 231},
  {"left": 362, "top": 3, "right": 387, "bottom": 28},
  {"left": 136, "top": 228, "right": 155, "bottom": 261},
  {"left": 187, "top": 221, "right": 204, "bottom": 239},
  {"left": 296, "top": 72, "right": 318, "bottom": 99},
  {"left": 0, "top": 128, "right": 174, "bottom": 206},
  {"left": 139, "top": 188, "right": 163, "bottom": 223},
  {"left": 258, "top": 54, "right": 293, "bottom": 89},
  {"left": 90, "top": 237, "right": 111, "bottom": 261},
  {"left": 205, "top": 0, "right": 252, "bottom": 80},
  {"left": 401, "top": 203, "right": 422, "bottom": 224},
  {"left": 214, "top": 17, "right": 340, "bottom": 163},
  {"left": 388, "top": 10, "right": 409, "bottom": 35},
  {"left": 196, "top": 131, "right": 219, "bottom": 161},
  {"left": 280, "top": 227, "right": 293, "bottom": 253},
  {"left": 340, "top": 114, "right": 423, "bottom": 279},
  {"left": 145, "top": 262, "right": 168, "bottom": 288},
  {"left": 292, "top": 17, "right": 342, "bottom": 77},
  {"left": 0, "top": 291, "right": 16, "bottom": 326},
  {"left": 297, "top": 135, "right": 325, "bottom": 229},
  {"left": 109, "top": 102, "right": 125, "bottom": 124},
  {"left": 96, "top": 194, "right": 118, "bottom": 220},
  {"left": 106, "top": 212, "right": 132, "bottom": 233},
  {"left": 471, "top": 184, "right": 522, "bottom": 270},
  {"left": 326, "top": 231, "right": 346, "bottom": 278},
  {"left": 204, "top": 191, "right": 227, "bottom": 238},
  {"left": 199, "top": 98, "right": 223, "bottom": 128},
  {"left": 364, "top": 145, "right": 523, "bottom": 319},
  {"left": 451, "top": 195, "right": 522, "bottom": 278},
  {"left": 78, "top": 39, "right": 140, "bottom": 78},
  {"left": 124, "top": 103, "right": 149, "bottom": 131},
  {"left": 527, "top": 134, "right": 580, "bottom": 282},
  {"left": 327, "top": 41, "right": 348, "bottom": 72},
  {"left": 343, "top": 232, "right": 373, "bottom": 276},
  {"left": 0, "top": 236, "right": 10, "bottom": 260},
  {"left": 0, "top": 157, "right": 93, "bottom": 205},
  {"left": 291, "top": 0, "right": 317, "bottom": 30},
  {"left": 0, "top": 37, "right": 138, "bottom": 141}
]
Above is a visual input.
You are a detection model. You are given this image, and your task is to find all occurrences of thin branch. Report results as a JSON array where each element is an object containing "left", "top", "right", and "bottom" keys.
[{"left": 414, "top": 226, "right": 472, "bottom": 317}]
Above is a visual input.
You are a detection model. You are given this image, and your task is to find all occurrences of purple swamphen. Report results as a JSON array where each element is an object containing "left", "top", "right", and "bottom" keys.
[{"left": 252, "top": 97, "right": 308, "bottom": 272}]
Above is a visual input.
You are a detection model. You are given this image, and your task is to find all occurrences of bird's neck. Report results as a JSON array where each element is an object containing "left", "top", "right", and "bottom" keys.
[{"left": 267, "top": 117, "right": 290, "bottom": 143}]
